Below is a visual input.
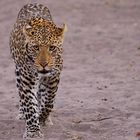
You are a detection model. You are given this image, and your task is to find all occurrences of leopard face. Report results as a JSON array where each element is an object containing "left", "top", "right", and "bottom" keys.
[{"left": 23, "top": 17, "right": 67, "bottom": 74}]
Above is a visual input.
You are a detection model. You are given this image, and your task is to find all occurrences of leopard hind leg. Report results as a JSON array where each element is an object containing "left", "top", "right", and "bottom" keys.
[{"left": 15, "top": 65, "right": 25, "bottom": 120}]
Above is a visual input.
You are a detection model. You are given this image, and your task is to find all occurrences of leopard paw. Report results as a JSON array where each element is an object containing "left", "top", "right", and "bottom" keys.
[
  {"left": 16, "top": 113, "right": 25, "bottom": 120},
  {"left": 39, "top": 116, "right": 53, "bottom": 126},
  {"left": 23, "top": 130, "right": 43, "bottom": 139},
  {"left": 46, "top": 116, "right": 53, "bottom": 126}
]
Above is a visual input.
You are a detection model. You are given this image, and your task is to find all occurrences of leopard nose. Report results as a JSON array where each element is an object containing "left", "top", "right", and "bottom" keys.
[{"left": 40, "top": 62, "right": 48, "bottom": 68}]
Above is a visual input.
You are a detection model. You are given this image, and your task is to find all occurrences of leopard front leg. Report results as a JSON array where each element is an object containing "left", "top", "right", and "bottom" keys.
[
  {"left": 38, "top": 75, "right": 60, "bottom": 126},
  {"left": 18, "top": 70, "right": 43, "bottom": 139}
]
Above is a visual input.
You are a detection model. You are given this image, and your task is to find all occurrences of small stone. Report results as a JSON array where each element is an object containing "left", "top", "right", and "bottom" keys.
[
  {"left": 102, "top": 98, "right": 108, "bottom": 101},
  {"left": 97, "top": 87, "right": 102, "bottom": 90}
]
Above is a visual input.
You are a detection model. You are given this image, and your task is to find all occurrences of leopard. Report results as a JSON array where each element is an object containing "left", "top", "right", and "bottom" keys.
[{"left": 9, "top": 3, "right": 67, "bottom": 139}]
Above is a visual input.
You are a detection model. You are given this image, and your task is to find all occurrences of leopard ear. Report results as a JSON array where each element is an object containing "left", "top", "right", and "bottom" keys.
[
  {"left": 57, "top": 23, "right": 67, "bottom": 37},
  {"left": 23, "top": 22, "right": 33, "bottom": 37},
  {"left": 62, "top": 23, "right": 68, "bottom": 33}
]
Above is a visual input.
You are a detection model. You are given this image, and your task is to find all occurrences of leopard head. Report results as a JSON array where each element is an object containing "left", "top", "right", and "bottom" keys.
[{"left": 23, "top": 17, "right": 67, "bottom": 74}]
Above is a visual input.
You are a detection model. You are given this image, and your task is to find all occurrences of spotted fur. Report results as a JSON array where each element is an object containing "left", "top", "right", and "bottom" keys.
[{"left": 9, "top": 3, "right": 66, "bottom": 138}]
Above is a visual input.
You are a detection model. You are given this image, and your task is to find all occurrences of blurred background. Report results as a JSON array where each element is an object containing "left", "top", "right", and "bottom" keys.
[{"left": 0, "top": 0, "right": 140, "bottom": 139}]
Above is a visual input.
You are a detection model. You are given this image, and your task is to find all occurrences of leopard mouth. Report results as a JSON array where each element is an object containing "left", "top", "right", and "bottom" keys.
[{"left": 38, "top": 69, "right": 52, "bottom": 74}]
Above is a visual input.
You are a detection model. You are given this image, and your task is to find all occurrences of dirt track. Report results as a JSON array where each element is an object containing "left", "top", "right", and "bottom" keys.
[{"left": 0, "top": 0, "right": 140, "bottom": 140}]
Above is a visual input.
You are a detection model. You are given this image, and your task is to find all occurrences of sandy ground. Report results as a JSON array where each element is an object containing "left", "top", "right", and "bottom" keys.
[{"left": 0, "top": 0, "right": 140, "bottom": 140}]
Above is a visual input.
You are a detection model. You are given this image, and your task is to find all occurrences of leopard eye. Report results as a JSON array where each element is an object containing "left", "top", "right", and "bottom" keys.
[
  {"left": 31, "top": 31, "right": 35, "bottom": 35},
  {"left": 33, "top": 45, "right": 39, "bottom": 51},
  {"left": 49, "top": 45, "right": 56, "bottom": 51}
]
